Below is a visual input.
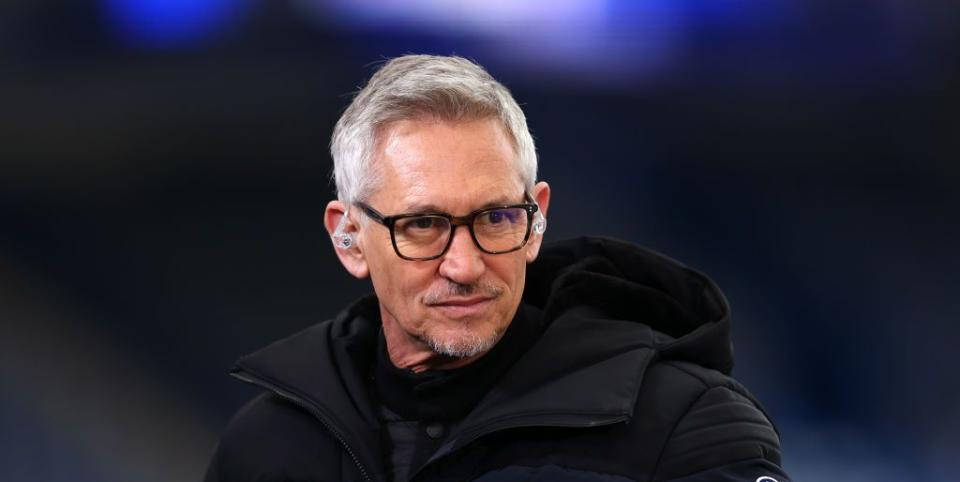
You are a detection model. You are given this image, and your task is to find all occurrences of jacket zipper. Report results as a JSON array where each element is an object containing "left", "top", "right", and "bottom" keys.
[
  {"left": 410, "top": 413, "right": 630, "bottom": 481},
  {"left": 231, "top": 371, "right": 373, "bottom": 482}
]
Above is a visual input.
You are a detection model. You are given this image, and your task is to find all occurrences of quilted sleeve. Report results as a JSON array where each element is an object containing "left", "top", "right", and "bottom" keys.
[{"left": 653, "top": 385, "right": 787, "bottom": 481}]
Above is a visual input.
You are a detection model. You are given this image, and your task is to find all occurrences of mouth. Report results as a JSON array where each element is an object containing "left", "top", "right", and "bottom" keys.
[{"left": 427, "top": 296, "right": 496, "bottom": 319}]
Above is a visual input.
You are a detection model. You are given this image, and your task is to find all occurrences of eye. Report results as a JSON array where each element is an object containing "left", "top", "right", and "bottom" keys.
[
  {"left": 397, "top": 216, "right": 449, "bottom": 239},
  {"left": 412, "top": 217, "right": 436, "bottom": 229},
  {"left": 484, "top": 209, "right": 520, "bottom": 224}
]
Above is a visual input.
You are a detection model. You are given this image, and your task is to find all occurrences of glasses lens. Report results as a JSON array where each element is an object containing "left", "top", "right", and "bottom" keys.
[
  {"left": 393, "top": 215, "right": 451, "bottom": 259},
  {"left": 473, "top": 207, "right": 530, "bottom": 253}
]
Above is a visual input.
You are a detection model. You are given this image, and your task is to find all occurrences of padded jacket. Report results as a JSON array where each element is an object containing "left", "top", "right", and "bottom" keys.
[{"left": 205, "top": 237, "right": 790, "bottom": 481}]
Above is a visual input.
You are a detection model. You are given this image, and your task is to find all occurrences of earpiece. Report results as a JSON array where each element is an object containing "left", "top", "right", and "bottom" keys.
[
  {"left": 331, "top": 207, "right": 354, "bottom": 249},
  {"left": 333, "top": 232, "right": 353, "bottom": 249},
  {"left": 532, "top": 211, "right": 547, "bottom": 235}
]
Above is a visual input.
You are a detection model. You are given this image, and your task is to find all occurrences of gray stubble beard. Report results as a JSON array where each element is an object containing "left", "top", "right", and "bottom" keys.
[{"left": 425, "top": 327, "right": 502, "bottom": 358}]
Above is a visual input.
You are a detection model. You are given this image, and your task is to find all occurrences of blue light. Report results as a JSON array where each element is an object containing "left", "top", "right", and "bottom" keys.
[
  {"left": 103, "top": 0, "right": 250, "bottom": 49},
  {"left": 307, "top": 0, "right": 792, "bottom": 86}
]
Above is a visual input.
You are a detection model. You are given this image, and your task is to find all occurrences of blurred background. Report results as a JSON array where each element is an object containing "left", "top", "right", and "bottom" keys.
[{"left": 1, "top": 1, "right": 957, "bottom": 480}]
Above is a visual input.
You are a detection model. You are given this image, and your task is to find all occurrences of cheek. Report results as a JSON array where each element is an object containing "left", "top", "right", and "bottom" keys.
[
  {"left": 490, "top": 255, "right": 527, "bottom": 300},
  {"left": 366, "top": 249, "right": 407, "bottom": 308},
  {"left": 378, "top": 261, "right": 436, "bottom": 311}
]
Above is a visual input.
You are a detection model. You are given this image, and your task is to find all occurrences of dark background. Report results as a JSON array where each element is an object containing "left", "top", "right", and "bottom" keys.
[{"left": 1, "top": 1, "right": 957, "bottom": 481}]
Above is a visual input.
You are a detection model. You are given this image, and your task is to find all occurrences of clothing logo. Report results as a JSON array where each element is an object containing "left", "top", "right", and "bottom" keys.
[{"left": 756, "top": 477, "right": 779, "bottom": 482}]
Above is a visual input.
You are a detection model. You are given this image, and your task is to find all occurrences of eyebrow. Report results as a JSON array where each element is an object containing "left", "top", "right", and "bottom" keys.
[{"left": 401, "top": 195, "right": 520, "bottom": 215}]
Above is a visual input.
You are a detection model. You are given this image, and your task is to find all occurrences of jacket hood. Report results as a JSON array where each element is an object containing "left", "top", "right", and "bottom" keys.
[{"left": 524, "top": 236, "right": 734, "bottom": 374}]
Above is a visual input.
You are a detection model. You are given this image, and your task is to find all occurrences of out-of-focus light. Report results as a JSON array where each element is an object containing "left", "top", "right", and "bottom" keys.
[
  {"left": 102, "top": 0, "right": 251, "bottom": 49},
  {"left": 297, "top": 0, "right": 789, "bottom": 87}
]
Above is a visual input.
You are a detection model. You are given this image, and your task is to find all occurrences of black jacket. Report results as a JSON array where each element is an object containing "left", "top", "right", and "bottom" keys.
[{"left": 206, "top": 237, "right": 790, "bottom": 481}]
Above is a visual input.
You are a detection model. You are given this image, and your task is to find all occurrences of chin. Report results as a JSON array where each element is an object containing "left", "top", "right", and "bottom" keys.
[{"left": 425, "top": 324, "right": 501, "bottom": 358}]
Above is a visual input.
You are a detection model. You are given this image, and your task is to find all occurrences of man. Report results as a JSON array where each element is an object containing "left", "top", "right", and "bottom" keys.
[{"left": 205, "top": 55, "right": 790, "bottom": 481}]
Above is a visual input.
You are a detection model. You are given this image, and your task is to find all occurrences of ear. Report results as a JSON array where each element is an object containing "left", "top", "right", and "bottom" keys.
[
  {"left": 524, "top": 181, "right": 551, "bottom": 263},
  {"left": 324, "top": 200, "right": 370, "bottom": 279}
]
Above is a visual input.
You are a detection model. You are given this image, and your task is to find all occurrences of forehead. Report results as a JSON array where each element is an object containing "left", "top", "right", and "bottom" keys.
[{"left": 370, "top": 117, "right": 525, "bottom": 212}]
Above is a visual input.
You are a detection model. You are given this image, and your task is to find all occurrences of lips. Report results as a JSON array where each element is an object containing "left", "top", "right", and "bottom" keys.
[{"left": 428, "top": 296, "right": 495, "bottom": 319}]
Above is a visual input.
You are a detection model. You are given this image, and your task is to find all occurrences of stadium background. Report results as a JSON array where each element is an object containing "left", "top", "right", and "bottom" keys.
[{"left": 1, "top": 1, "right": 957, "bottom": 480}]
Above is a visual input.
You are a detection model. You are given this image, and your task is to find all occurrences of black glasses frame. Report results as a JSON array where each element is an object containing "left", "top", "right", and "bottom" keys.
[{"left": 355, "top": 196, "right": 539, "bottom": 261}]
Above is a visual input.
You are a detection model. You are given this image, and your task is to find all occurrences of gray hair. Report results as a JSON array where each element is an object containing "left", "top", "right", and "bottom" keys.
[{"left": 329, "top": 55, "right": 537, "bottom": 204}]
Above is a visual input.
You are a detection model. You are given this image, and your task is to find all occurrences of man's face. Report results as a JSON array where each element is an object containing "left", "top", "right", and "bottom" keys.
[{"left": 355, "top": 117, "right": 548, "bottom": 363}]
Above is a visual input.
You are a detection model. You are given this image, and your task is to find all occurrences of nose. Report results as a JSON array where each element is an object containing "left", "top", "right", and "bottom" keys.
[{"left": 438, "top": 225, "right": 485, "bottom": 284}]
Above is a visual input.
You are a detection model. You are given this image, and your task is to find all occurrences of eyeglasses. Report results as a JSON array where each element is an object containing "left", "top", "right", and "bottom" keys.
[{"left": 355, "top": 195, "right": 539, "bottom": 261}]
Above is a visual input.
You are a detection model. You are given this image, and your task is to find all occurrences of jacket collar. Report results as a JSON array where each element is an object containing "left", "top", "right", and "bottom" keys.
[
  {"left": 432, "top": 303, "right": 657, "bottom": 461},
  {"left": 231, "top": 297, "right": 385, "bottom": 479}
]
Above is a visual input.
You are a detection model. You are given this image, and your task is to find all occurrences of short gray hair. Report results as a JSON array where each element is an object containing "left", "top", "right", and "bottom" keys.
[{"left": 329, "top": 55, "right": 537, "bottom": 204}]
